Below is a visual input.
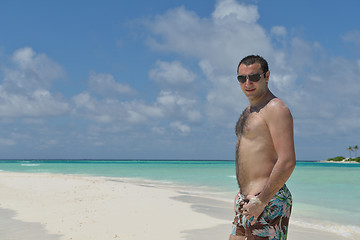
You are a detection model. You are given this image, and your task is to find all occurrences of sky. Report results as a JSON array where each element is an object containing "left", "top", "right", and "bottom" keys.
[{"left": 0, "top": 0, "right": 359, "bottom": 160}]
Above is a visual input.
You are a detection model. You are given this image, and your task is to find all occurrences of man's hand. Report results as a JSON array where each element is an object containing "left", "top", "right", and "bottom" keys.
[{"left": 242, "top": 195, "right": 266, "bottom": 225}]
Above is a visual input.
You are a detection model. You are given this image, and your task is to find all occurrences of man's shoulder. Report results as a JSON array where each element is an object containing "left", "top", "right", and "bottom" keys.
[
  {"left": 264, "top": 98, "right": 292, "bottom": 119},
  {"left": 267, "top": 97, "right": 288, "bottom": 109}
]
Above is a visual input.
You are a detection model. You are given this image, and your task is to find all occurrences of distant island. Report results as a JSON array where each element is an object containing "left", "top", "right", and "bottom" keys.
[
  {"left": 327, "top": 145, "right": 359, "bottom": 163},
  {"left": 327, "top": 156, "right": 360, "bottom": 163}
]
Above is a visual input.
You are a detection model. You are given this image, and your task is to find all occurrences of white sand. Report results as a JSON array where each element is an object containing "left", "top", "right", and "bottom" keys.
[
  {"left": 0, "top": 172, "right": 226, "bottom": 240},
  {"left": 0, "top": 172, "right": 347, "bottom": 240}
]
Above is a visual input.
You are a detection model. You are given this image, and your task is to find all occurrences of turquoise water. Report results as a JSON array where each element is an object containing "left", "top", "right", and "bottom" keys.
[
  {"left": 287, "top": 162, "right": 360, "bottom": 239},
  {"left": 0, "top": 160, "right": 359, "bottom": 238},
  {"left": 0, "top": 160, "right": 238, "bottom": 191}
]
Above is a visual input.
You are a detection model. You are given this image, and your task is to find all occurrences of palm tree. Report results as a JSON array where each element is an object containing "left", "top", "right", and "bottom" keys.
[
  {"left": 354, "top": 145, "right": 359, "bottom": 157},
  {"left": 347, "top": 146, "right": 353, "bottom": 158}
]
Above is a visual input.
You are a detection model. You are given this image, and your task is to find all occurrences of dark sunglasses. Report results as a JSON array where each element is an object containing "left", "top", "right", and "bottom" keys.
[{"left": 237, "top": 72, "right": 266, "bottom": 83}]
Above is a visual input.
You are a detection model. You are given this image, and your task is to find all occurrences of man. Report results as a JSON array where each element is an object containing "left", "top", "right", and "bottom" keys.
[{"left": 230, "top": 55, "right": 296, "bottom": 240}]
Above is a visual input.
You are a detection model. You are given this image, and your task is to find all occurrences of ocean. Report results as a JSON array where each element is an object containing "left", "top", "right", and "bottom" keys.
[{"left": 0, "top": 160, "right": 359, "bottom": 239}]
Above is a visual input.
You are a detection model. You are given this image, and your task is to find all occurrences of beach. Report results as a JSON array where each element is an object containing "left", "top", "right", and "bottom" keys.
[
  {"left": 0, "top": 172, "right": 228, "bottom": 240},
  {"left": 0, "top": 170, "right": 354, "bottom": 240}
]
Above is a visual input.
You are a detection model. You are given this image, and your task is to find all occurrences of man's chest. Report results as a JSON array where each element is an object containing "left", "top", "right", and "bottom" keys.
[{"left": 238, "top": 112, "right": 269, "bottom": 139}]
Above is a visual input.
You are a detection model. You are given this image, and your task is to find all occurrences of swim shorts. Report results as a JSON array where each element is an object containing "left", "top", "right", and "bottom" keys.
[{"left": 231, "top": 185, "right": 292, "bottom": 240}]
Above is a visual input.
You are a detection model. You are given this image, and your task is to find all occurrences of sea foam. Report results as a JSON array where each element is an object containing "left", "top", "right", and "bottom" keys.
[{"left": 291, "top": 218, "right": 360, "bottom": 239}]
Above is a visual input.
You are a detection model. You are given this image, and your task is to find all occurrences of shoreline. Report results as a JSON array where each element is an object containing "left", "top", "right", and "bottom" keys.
[
  {"left": 0, "top": 171, "right": 355, "bottom": 240},
  {"left": 0, "top": 159, "right": 328, "bottom": 162},
  {"left": 320, "top": 160, "right": 359, "bottom": 164}
]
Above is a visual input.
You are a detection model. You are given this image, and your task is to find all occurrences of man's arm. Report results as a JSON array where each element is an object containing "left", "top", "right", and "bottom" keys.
[{"left": 243, "top": 100, "right": 296, "bottom": 224}]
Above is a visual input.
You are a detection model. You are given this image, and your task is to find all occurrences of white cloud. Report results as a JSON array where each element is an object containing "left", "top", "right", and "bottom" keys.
[
  {"left": 205, "top": 73, "right": 245, "bottom": 127},
  {"left": 123, "top": 100, "right": 164, "bottom": 124},
  {"left": 144, "top": 0, "right": 360, "bottom": 139},
  {"left": 4, "top": 47, "right": 64, "bottom": 92},
  {"left": 71, "top": 87, "right": 202, "bottom": 127},
  {"left": 144, "top": 1, "right": 275, "bottom": 128},
  {"left": 145, "top": 2, "right": 271, "bottom": 73},
  {"left": 0, "top": 87, "right": 69, "bottom": 117},
  {"left": 88, "top": 71, "right": 134, "bottom": 96},
  {"left": 12, "top": 47, "right": 63, "bottom": 77},
  {"left": 0, "top": 48, "right": 69, "bottom": 117},
  {"left": 270, "top": 73, "right": 297, "bottom": 90},
  {"left": 72, "top": 92, "right": 93, "bottom": 110},
  {"left": 156, "top": 90, "right": 202, "bottom": 122},
  {"left": 149, "top": 60, "right": 196, "bottom": 85},
  {"left": 151, "top": 126, "right": 165, "bottom": 135},
  {"left": 271, "top": 26, "right": 287, "bottom": 37},
  {"left": 72, "top": 92, "right": 127, "bottom": 123},
  {"left": 212, "top": 0, "right": 259, "bottom": 23},
  {"left": 156, "top": 90, "right": 194, "bottom": 107},
  {"left": 342, "top": 30, "right": 360, "bottom": 49},
  {"left": 170, "top": 121, "right": 190, "bottom": 135}
]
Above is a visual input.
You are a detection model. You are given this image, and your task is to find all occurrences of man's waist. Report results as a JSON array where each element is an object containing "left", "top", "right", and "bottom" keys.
[{"left": 238, "top": 178, "right": 268, "bottom": 196}]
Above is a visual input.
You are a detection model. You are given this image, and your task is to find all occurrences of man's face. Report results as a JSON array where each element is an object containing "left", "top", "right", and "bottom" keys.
[{"left": 237, "top": 63, "right": 268, "bottom": 100}]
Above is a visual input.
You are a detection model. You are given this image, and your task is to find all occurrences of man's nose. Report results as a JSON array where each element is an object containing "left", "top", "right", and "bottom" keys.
[{"left": 244, "top": 76, "right": 252, "bottom": 84}]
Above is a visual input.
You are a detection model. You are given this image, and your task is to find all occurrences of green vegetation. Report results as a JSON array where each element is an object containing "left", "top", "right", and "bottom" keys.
[
  {"left": 327, "top": 156, "right": 360, "bottom": 163},
  {"left": 327, "top": 145, "right": 360, "bottom": 163},
  {"left": 327, "top": 156, "right": 345, "bottom": 162}
]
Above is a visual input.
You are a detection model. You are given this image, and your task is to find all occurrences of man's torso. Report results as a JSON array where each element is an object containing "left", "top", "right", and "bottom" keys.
[{"left": 235, "top": 98, "right": 280, "bottom": 196}]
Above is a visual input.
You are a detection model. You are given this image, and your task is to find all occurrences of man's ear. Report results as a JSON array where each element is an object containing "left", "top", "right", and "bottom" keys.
[{"left": 265, "top": 71, "right": 270, "bottom": 83}]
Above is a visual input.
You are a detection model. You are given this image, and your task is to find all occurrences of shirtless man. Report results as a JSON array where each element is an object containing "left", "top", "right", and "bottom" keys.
[{"left": 230, "top": 55, "right": 296, "bottom": 240}]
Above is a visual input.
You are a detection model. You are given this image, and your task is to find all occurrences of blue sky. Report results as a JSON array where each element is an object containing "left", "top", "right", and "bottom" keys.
[{"left": 0, "top": 0, "right": 359, "bottom": 160}]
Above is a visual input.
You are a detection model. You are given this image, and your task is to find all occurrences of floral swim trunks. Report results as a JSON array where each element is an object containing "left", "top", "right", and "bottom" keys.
[{"left": 231, "top": 185, "right": 292, "bottom": 240}]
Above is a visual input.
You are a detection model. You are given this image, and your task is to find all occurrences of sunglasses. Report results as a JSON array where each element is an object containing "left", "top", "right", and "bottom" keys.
[{"left": 237, "top": 72, "right": 266, "bottom": 83}]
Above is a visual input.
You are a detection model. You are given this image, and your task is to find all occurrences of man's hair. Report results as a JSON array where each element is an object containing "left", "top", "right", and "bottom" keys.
[{"left": 237, "top": 55, "right": 269, "bottom": 74}]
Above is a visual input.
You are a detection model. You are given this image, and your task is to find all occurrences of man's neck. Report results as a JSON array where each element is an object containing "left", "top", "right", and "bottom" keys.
[{"left": 248, "top": 90, "right": 275, "bottom": 112}]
